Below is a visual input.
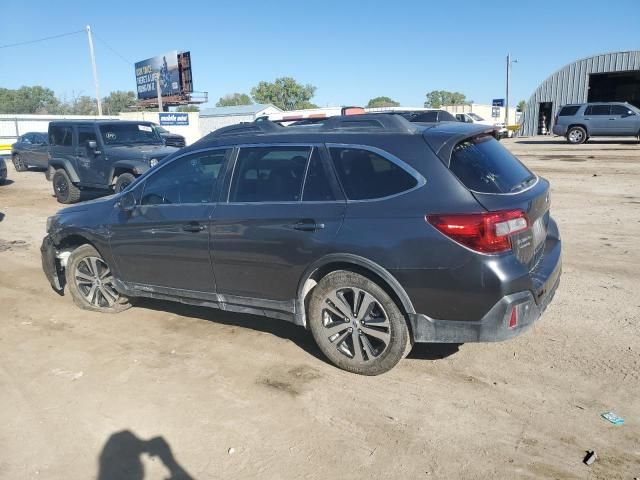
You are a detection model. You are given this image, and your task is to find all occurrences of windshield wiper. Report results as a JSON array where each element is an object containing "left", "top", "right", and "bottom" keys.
[{"left": 509, "top": 175, "right": 536, "bottom": 193}]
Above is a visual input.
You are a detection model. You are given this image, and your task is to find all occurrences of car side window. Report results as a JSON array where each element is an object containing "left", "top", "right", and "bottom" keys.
[
  {"left": 229, "top": 146, "right": 310, "bottom": 202},
  {"left": 610, "top": 105, "right": 632, "bottom": 115},
  {"left": 329, "top": 147, "right": 418, "bottom": 200},
  {"left": 78, "top": 127, "right": 97, "bottom": 146},
  {"left": 49, "top": 126, "right": 73, "bottom": 146},
  {"left": 22, "top": 134, "right": 33, "bottom": 143},
  {"left": 591, "top": 105, "right": 611, "bottom": 115},
  {"left": 302, "top": 148, "right": 336, "bottom": 202},
  {"left": 140, "top": 149, "right": 229, "bottom": 205}
]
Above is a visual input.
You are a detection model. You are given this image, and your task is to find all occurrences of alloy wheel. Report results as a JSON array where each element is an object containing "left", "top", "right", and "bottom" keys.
[
  {"left": 74, "top": 256, "right": 120, "bottom": 308},
  {"left": 54, "top": 175, "right": 68, "bottom": 197},
  {"left": 320, "top": 287, "right": 391, "bottom": 362},
  {"left": 568, "top": 129, "right": 584, "bottom": 143}
]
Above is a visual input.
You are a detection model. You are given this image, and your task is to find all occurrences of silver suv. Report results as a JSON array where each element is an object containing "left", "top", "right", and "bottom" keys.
[{"left": 553, "top": 102, "right": 640, "bottom": 144}]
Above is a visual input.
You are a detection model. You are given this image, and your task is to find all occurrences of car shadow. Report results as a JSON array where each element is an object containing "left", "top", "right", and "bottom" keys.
[
  {"left": 0, "top": 179, "right": 15, "bottom": 186},
  {"left": 134, "top": 298, "right": 328, "bottom": 364},
  {"left": 134, "top": 298, "right": 461, "bottom": 364},
  {"left": 515, "top": 138, "right": 639, "bottom": 145},
  {"left": 97, "top": 430, "right": 194, "bottom": 480}
]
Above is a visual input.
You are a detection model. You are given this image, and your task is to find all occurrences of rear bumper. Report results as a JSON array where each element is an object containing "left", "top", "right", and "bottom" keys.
[
  {"left": 41, "top": 235, "right": 63, "bottom": 291},
  {"left": 552, "top": 125, "right": 567, "bottom": 136},
  {"left": 408, "top": 227, "right": 562, "bottom": 343}
]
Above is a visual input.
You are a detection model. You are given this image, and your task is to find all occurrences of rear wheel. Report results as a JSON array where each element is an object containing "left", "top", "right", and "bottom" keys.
[
  {"left": 114, "top": 172, "right": 136, "bottom": 193},
  {"left": 566, "top": 126, "right": 587, "bottom": 144},
  {"left": 66, "top": 244, "right": 132, "bottom": 313},
  {"left": 13, "top": 154, "right": 28, "bottom": 171},
  {"left": 52, "top": 169, "right": 81, "bottom": 204},
  {"left": 308, "top": 270, "right": 411, "bottom": 375}
]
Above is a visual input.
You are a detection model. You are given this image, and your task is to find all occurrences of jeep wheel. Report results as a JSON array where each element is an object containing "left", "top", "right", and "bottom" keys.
[
  {"left": 566, "top": 126, "right": 587, "bottom": 144},
  {"left": 13, "top": 154, "right": 28, "bottom": 172},
  {"left": 114, "top": 172, "right": 136, "bottom": 193},
  {"left": 308, "top": 270, "right": 411, "bottom": 375},
  {"left": 66, "top": 244, "right": 132, "bottom": 313},
  {"left": 52, "top": 169, "right": 81, "bottom": 204}
]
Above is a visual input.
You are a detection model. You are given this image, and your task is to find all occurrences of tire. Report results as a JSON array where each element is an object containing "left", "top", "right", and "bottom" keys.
[
  {"left": 308, "top": 270, "right": 411, "bottom": 375},
  {"left": 13, "top": 154, "right": 28, "bottom": 172},
  {"left": 52, "top": 169, "right": 81, "bottom": 204},
  {"left": 46, "top": 165, "right": 55, "bottom": 181},
  {"left": 114, "top": 172, "right": 136, "bottom": 193},
  {"left": 66, "top": 244, "right": 132, "bottom": 313},
  {"left": 566, "top": 126, "right": 587, "bottom": 144}
]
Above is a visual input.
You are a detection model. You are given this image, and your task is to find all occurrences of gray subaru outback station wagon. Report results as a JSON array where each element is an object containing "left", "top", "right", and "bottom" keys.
[
  {"left": 553, "top": 102, "right": 640, "bottom": 144},
  {"left": 41, "top": 114, "right": 561, "bottom": 375}
]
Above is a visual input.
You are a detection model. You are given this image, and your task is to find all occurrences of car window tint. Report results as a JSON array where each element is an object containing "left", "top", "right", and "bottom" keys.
[
  {"left": 230, "top": 146, "right": 310, "bottom": 202},
  {"left": 412, "top": 111, "right": 438, "bottom": 122},
  {"left": 49, "top": 126, "right": 73, "bottom": 146},
  {"left": 591, "top": 105, "right": 610, "bottom": 115},
  {"left": 559, "top": 106, "right": 580, "bottom": 116},
  {"left": 140, "top": 149, "right": 229, "bottom": 205},
  {"left": 329, "top": 147, "right": 417, "bottom": 200},
  {"left": 78, "top": 127, "right": 97, "bottom": 146},
  {"left": 610, "top": 105, "right": 631, "bottom": 115},
  {"left": 450, "top": 135, "right": 535, "bottom": 194},
  {"left": 302, "top": 148, "right": 336, "bottom": 201}
]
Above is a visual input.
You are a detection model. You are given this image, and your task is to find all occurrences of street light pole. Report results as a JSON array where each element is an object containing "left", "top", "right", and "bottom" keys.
[
  {"left": 85, "top": 25, "right": 102, "bottom": 116},
  {"left": 505, "top": 53, "right": 518, "bottom": 127}
]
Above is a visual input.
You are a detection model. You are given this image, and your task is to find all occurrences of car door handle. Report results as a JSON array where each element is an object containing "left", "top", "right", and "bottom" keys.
[
  {"left": 289, "top": 219, "right": 325, "bottom": 232},
  {"left": 182, "top": 222, "right": 205, "bottom": 232}
]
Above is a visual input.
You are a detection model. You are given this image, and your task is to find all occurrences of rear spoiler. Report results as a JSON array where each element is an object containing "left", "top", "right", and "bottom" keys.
[{"left": 422, "top": 123, "right": 497, "bottom": 167}]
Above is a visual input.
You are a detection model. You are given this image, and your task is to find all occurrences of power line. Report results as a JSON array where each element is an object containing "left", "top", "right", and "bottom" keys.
[
  {"left": 92, "top": 30, "right": 133, "bottom": 65},
  {"left": 0, "top": 29, "right": 85, "bottom": 49}
]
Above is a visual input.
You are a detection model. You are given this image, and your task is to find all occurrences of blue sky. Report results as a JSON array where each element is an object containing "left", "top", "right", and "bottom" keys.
[{"left": 1, "top": 0, "right": 638, "bottom": 108}]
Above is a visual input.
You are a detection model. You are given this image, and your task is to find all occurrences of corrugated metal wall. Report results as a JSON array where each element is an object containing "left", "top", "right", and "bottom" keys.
[{"left": 520, "top": 51, "right": 640, "bottom": 136}]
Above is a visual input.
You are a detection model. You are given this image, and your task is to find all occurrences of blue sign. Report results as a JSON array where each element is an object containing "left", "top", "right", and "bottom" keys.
[
  {"left": 159, "top": 113, "right": 189, "bottom": 126},
  {"left": 492, "top": 98, "right": 505, "bottom": 107}
]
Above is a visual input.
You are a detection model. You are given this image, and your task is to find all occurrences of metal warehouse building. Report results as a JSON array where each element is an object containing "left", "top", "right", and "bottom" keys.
[{"left": 521, "top": 50, "right": 640, "bottom": 136}]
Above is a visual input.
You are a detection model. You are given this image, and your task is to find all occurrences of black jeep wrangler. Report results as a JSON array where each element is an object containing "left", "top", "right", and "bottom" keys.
[{"left": 47, "top": 120, "right": 179, "bottom": 203}]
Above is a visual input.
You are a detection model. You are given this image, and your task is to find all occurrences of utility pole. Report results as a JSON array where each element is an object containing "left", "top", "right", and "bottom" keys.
[
  {"left": 156, "top": 75, "right": 163, "bottom": 112},
  {"left": 86, "top": 25, "right": 102, "bottom": 116},
  {"left": 505, "top": 53, "right": 517, "bottom": 127}
]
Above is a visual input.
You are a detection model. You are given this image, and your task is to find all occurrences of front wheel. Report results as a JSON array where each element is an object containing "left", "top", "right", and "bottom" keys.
[
  {"left": 566, "top": 126, "right": 587, "bottom": 144},
  {"left": 13, "top": 154, "right": 28, "bottom": 171},
  {"left": 308, "top": 270, "right": 411, "bottom": 375},
  {"left": 66, "top": 244, "right": 132, "bottom": 313},
  {"left": 114, "top": 172, "right": 136, "bottom": 193},
  {"left": 52, "top": 169, "right": 81, "bottom": 204}
]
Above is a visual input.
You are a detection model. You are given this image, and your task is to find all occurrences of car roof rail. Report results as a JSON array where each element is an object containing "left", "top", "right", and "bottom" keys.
[
  {"left": 208, "top": 118, "right": 283, "bottom": 138},
  {"left": 319, "top": 113, "right": 417, "bottom": 133}
]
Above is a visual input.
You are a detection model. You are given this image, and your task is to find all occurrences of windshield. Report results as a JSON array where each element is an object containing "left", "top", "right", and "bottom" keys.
[
  {"left": 155, "top": 125, "right": 169, "bottom": 133},
  {"left": 468, "top": 113, "right": 484, "bottom": 121},
  {"left": 100, "top": 124, "right": 163, "bottom": 145}
]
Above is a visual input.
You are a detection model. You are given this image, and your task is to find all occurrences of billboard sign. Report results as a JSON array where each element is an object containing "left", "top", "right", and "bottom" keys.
[
  {"left": 159, "top": 112, "right": 189, "bottom": 126},
  {"left": 135, "top": 51, "right": 181, "bottom": 100},
  {"left": 492, "top": 98, "right": 505, "bottom": 107}
]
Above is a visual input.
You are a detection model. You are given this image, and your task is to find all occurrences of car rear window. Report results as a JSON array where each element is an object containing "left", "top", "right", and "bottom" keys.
[
  {"left": 449, "top": 135, "right": 536, "bottom": 194},
  {"left": 559, "top": 106, "right": 580, "bottom": 116}
]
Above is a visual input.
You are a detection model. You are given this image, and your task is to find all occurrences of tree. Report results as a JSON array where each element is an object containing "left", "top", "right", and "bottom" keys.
[
  {"left": 424, "top": 90, "right": 470, "bottom": 108},
  {"left": 216, "top": 93, "right": 252, "bottom": 107},
  {"left": 67, "top": 95, "right": 98, "bottom": 115},
  {"left": 251, "top": 77, "right": 316, "bottom": 111},
  {"left": 176, "top": 105, "right": 200, "bottom": 112},
  {"left": 102, "top": 91, "right": 137, "bottom": 115},
  {"left": 0, "top": 86, "right": 61, "bottom": 114},
  {"left": 516, "top": 100, "right": 527, "bottom": 112},
  {"left": 366, "top": 96, "right": 400, "bottom": 108}
]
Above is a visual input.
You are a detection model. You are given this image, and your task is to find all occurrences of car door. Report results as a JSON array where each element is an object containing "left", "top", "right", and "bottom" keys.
[
  {"left": 75, "top": 125, "right": 108, "bottom": 185},
  {"left": 609, "top": 104, "right": 638, "bottom": 135},
  {"left": 584, "top": 105, "right": 611, "bottom": 135},
  {"left": 31, "top": 133, "right": 49, "bottom": 168},
  {"left": 19, "top": 134, "right": 37, "bottom": 166},
  {"left": 109, "top": 148, "right": 231, "bottom": 295},
  {"left": 211, "top": 145, "right": 345, "bottom": 303}
]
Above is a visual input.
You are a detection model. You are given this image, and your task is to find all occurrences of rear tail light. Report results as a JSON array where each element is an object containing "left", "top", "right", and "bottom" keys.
[
  {"left": 554, "top": 114, "right": 558, "bottom": 125},
  {"left": 426, "top": 210, "right": 528, "bottom": 253},
  {"left": 508, "top": 306, "right": 518, "bottom": 329}
]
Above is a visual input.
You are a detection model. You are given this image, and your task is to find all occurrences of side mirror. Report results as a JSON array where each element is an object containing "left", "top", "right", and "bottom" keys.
[
  {"left": 117, "top": 191, "right": 136, "bottom": 212},
  {"left": 87, "top": 140, "right": 101, "bottom": 154}
]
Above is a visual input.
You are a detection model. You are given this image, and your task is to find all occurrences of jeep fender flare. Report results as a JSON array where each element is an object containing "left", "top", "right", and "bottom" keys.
[
  {"left": 109, "top": 160, "right": 149, "bottom": 183},
  {"left": 48, "top": 158, "right": 81, "bottom": 183},
  {"left": 295, "top": 253, "right": 416, "bottom": 327}
]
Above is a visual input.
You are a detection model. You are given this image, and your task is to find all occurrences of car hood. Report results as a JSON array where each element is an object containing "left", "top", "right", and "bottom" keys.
[
  {"left": 104, "top": 144, "right": 178, "bottom": 160},
  {"left": 57, "top": 193, "right": 117, "bottom": 215}
]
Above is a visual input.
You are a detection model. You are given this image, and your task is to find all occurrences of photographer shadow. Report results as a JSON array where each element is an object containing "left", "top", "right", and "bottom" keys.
[{"left": 98, "top": 430, "right": 194, "bottom": 480}]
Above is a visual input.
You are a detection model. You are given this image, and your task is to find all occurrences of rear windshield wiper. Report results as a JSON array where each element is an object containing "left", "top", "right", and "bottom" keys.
[{"left": 509, "top": 175, "right": 537, "bottom": 193}]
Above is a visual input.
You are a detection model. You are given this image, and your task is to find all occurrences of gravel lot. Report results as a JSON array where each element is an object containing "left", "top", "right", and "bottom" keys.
[{"left": 1, "top": 137, "right": 639, "bottom": 479}]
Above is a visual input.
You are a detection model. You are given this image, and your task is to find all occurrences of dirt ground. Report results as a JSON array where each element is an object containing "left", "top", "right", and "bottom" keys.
[{"left": 1, "top": 137, "right": 639, "bottom": 480}]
